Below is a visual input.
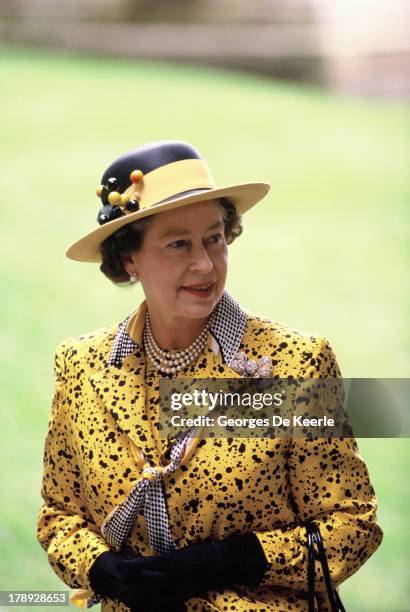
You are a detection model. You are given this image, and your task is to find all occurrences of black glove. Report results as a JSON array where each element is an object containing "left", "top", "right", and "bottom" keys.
[
  {"left": 89, "top": 550, "right": 186, "bottom": 612},
  {"left": 120, "top": 532, "right": 268, "bottom": 606},
  {"left": 89, "top": 550, "right": 135, "bottom": 599}
]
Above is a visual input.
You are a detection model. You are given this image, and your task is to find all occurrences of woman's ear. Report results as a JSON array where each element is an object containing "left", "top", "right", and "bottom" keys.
[{"left": 122, "top": 254, "right": 137, "bottom": 278}]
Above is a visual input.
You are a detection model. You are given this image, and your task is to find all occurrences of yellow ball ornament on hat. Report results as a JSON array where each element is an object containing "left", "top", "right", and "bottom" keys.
[
  {"left": 108, "top": 191, "right": 122, "bottom": 206},
  {"left": 130, "top": 169, "right": 143, "bottom": 183},
  {"left": 96, "top": 185, "right": 104, "bottom": 197}
]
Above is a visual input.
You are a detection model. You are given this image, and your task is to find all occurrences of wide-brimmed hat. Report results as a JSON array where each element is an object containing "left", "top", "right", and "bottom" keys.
[{"left": 66, "top": 141, "right": 271, "bottom": 263}]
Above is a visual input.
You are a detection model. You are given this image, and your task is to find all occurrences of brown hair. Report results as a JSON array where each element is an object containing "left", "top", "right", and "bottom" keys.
[{"left": 99, "top": 198, "right": 242, "bottom": 285}]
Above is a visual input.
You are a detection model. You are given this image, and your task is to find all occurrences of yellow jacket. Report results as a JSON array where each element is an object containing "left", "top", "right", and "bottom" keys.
[{"left": 37, "top": 291, "right": 382, "bottom": 611}]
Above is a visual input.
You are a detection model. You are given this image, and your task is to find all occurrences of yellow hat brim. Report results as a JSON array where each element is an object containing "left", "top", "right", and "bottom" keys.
[{"left": 66, "top": 182, "right": 270, "bottom": 263}]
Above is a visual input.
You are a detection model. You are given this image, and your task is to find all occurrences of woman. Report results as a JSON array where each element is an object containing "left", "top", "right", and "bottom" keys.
[{"left": 37, "top": 141, "right": 383, "bottom": 611}]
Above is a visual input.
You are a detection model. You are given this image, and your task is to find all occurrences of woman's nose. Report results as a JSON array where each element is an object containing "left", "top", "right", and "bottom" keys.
[{"left": 188, "top": 244, "right": 214, "bottom": 273}]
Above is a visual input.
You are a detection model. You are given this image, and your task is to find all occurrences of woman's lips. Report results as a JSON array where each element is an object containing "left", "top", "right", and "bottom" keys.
[{"left": 181, "top": 282, "right": 215, "bottom": 297}]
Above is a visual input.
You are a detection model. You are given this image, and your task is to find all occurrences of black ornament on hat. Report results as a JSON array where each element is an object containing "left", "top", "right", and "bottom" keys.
[
  {"left": 96, "top": 176, "right": 126, "bottom": 225},
  {"left": 125, "top": 200, "right": 140, "bottom": 212},
  {"left": 96, "top": 166, "right": 146, "bottom": 224}
]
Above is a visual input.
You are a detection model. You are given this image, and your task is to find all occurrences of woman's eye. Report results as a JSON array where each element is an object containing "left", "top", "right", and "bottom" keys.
[
  {"left": 208, "top": 233, "right": 223, "bottom": 243},
  {"left": 168, "top": 239, "right": 187, "bottom": 249}
]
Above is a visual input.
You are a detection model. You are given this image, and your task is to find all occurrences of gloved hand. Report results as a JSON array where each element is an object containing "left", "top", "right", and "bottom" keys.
[
  {"left": 120, "top": 532, "right": 268, "bottom": 606},
  {"left": 89, "top": 550, "right": 186, "bottom": 611}
]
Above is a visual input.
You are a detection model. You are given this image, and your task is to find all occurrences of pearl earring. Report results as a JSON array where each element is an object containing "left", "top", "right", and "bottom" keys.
[{"left": 129, "top": 273, "right": 137, "bottom": 283}]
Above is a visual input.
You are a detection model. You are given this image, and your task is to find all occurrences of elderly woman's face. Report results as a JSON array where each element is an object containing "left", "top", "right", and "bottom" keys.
[{"left": 127, "top": 200, "right": 228, "bottom": 320}]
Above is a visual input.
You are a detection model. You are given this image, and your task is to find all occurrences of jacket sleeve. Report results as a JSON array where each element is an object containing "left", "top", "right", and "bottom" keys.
[
  {"left": 253, "top": 336, "right": 383, "bottom": 593},
  {"left": 37, "top": 341, "right": 110, "bottom": 591}
]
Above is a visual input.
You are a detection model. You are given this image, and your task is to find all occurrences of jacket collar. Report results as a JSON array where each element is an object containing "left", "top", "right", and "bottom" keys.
[
  {"left": 109, "top": 289, "right": 246, "bottom": 367},
  {"left": 88, "top": 290, "right": 246, "bottom": 466}
]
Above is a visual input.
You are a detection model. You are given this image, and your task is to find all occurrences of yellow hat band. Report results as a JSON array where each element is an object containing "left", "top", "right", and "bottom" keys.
[{"left": 124, "top": 158, "right": 215, "bottom": 213}]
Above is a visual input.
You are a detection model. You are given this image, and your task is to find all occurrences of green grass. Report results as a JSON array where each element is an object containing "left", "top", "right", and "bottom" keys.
[{"left": 0, "top": 47, "right": 409, "bottom": 611}]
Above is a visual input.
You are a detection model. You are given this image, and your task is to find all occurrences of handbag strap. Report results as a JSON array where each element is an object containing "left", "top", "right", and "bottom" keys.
[
  {"left": 307, "top": 527, "right": 316, "bottom": 612},
  {"left": 306, "top": 522, "right": 346, "bottom": 612}
]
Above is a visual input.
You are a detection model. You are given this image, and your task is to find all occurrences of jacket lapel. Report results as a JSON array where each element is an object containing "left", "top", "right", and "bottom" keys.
[{"left": 88, "top": 300, "right": 162, "bottom": 466}]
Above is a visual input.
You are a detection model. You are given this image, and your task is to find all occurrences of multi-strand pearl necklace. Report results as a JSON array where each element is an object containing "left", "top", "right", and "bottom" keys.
[{"left": 143, "top": 311, "right": 212, "bottom": 374}]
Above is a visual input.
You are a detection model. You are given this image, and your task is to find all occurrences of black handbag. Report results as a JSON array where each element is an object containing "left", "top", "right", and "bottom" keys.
[{"left": 306, "top": 522, "right": 346, "bottom": 612}]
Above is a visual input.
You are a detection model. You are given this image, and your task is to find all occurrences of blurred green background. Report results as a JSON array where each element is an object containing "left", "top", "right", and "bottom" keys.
[{"left": 1, "top": 48, "right": 409, "bottom": 611}]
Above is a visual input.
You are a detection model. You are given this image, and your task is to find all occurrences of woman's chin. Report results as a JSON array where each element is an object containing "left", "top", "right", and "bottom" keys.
[
  {"left": 176, "top": 289, "right": 220, "bottom": 318},
  {"left": 178, "top": 304, "right": 215, "bottom": 320}
]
